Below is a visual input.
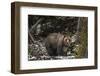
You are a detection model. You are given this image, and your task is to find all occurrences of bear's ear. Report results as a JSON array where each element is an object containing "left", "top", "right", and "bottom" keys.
[{"left": 64, "top": 37, "right": 67, "bottom": 42}]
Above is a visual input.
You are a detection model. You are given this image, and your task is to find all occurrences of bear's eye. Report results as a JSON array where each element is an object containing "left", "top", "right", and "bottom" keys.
[{"left": 66, "top": 39, "right": 68, "bottom": 42}]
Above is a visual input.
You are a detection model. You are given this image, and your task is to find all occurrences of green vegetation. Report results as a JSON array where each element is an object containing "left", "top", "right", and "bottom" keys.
[{"left": 75, "top": 18, "right": 88, "bottom": 58}]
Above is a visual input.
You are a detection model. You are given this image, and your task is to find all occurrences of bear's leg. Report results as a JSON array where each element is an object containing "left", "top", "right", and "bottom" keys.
[{"left": 47, "top": 48, "right": 57, "bottom": 56}]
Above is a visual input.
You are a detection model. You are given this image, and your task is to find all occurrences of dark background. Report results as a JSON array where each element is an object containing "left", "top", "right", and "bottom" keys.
[{"left": 28, "top": 15, "right": 88, "bottom": 60}]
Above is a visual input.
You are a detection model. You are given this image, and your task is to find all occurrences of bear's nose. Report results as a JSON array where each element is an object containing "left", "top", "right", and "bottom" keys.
[{"left": 67, "top": 39, "right": 69, "bottom": 43}]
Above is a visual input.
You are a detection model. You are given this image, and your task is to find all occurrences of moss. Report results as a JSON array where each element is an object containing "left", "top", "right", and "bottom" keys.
[{"left": 75, "top": 18, "right": 88, "bottom": 58}]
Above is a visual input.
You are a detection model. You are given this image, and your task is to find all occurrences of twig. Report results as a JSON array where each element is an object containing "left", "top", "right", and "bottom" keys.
[
  {"left": 76, "top": 18, "right": 81, "bottom": 34},
  {"left": 28, "top": 31, "right": 35, "bottom": 44},
  {"left": 29, "top": 18, "right": 43, "bottom": 32}
]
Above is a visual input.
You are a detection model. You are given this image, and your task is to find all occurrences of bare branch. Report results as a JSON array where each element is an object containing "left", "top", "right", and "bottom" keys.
[
  {"left": 76, "top": 18, "right": 81, "bottom": 34},
  {"left": 28, "top": 31, "right": 35, "bottom": 44},
  {"left": 29, "top": 18, "right": 43, "bottom": 32}
]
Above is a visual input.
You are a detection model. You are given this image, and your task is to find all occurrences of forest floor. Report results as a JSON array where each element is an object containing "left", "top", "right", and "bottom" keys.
[{"left": 28, "top": 40, "right": 75, "bottom": 61}]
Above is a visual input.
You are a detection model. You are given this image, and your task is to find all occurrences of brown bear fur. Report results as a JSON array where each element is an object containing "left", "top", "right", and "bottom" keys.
[{"left": 45, "top": 33, "right": 71, "bottom": 56}]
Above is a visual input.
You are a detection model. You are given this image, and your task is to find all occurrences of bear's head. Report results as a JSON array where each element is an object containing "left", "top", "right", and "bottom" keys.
[{"left": 63, "top": 36, "right": 71, "bottom": 46}]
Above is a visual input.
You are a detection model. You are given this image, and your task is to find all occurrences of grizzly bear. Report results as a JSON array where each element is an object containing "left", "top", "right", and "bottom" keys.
[{"left": 45, "top": 33, "right": 71, "bottom": 56}]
